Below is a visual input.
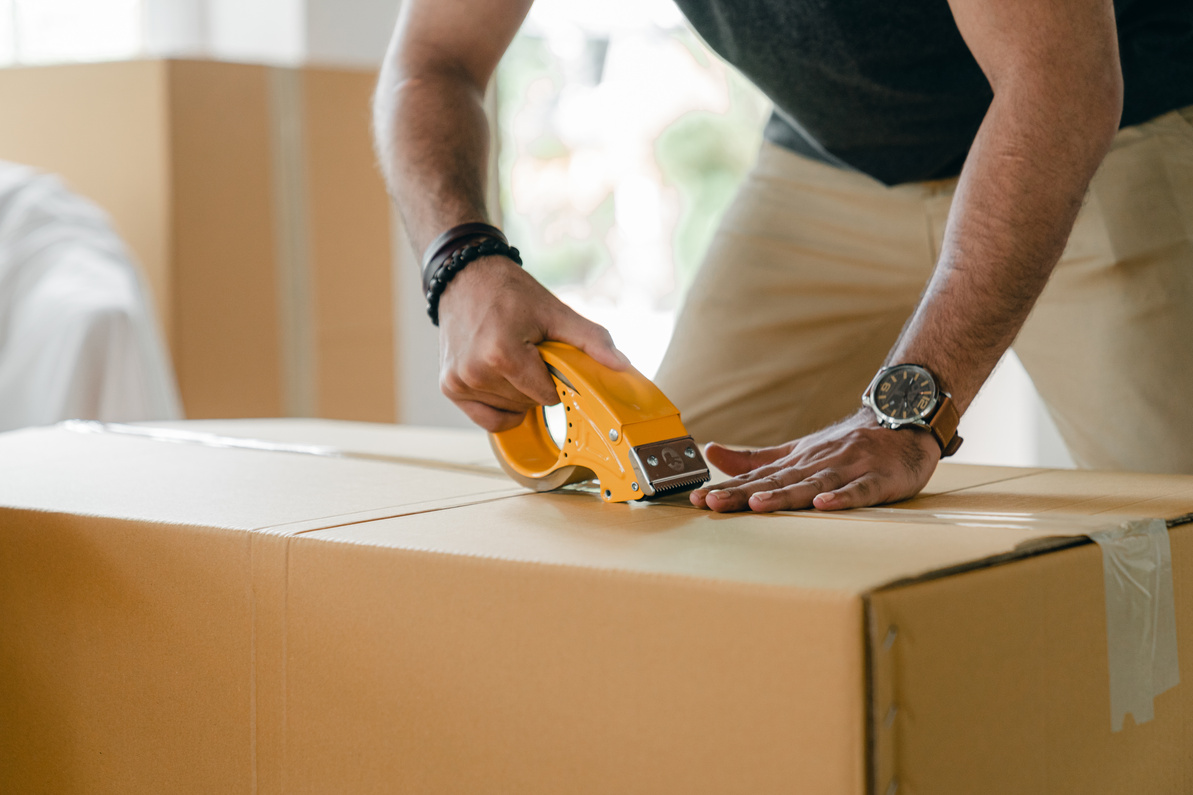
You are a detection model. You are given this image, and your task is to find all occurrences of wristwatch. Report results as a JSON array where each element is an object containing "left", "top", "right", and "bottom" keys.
[{"left": 862, "top": 364, "right": 964, "bottom": 457}]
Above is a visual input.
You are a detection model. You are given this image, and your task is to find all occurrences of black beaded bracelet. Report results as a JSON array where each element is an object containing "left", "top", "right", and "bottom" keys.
[
  {"left": 425, "top": 237, "right": 522, "bottom": 325},
  {"left": 421, "top": 222, "right": 508, "bottom": 294}
]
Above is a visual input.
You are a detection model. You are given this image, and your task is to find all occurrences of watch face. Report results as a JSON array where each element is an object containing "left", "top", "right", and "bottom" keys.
[{"left": 873, "top": 365, "right": 937, "bottom": 422}]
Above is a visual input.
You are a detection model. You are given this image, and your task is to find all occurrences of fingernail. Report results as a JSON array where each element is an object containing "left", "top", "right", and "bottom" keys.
[
  {"left": 709, "top": 489, "right": 732, "bottom": 500},
  {"left": 753, "top": 491, "right": 773, "bottom": 502},
  {"left": 816, "top": 493, "right": 837, "bottom": 507}
]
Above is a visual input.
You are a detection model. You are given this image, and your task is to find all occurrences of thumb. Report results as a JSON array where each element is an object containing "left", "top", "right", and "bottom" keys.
[
  {"left": 704, "top": 442, "right": 786, "bottom": 477},
  {"left": 548, "top": 308, "right": 631, "bottom": 371}
]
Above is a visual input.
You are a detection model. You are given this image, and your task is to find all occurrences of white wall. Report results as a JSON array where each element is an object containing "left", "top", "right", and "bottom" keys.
[
  {"left": 142, "top": 0, "right": 397, "bottom": 65},
  {"left": 0, "top": 0, "right": 397, "bottom": 65},
  {"left": 951, "top": 352, "right": 1075, "bottom": 469},
  {"left": 305, "top": 0, "right": 398, "bottom": 66}
]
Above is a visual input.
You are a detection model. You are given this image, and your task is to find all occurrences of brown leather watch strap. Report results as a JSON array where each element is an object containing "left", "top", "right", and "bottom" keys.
[{"left": 927, "top": 395, "right": 963, "bottom": 457}]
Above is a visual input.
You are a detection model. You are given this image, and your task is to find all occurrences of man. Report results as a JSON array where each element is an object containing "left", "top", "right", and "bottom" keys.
[{"left": 373, "top": 0, "right": 1193, "bottom": 513}]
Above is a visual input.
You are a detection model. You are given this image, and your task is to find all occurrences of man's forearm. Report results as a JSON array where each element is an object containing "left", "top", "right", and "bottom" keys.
[
  {"left": 887, "top": 86, "right": 1121, "bottom": 412},
  {"left": 371, "top": 0, "right": 534, "bottom": 255},
  {"left": 373, "top": 66, "right": 493, "bottom": 255}
]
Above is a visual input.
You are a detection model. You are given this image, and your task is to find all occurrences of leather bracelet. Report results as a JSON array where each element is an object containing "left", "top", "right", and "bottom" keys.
[
  {"left": 424, "top": 237, "right": 522, "bottom": 326},
  {"left": 421, "top": 222, "right": 508, "bottom": 295}
]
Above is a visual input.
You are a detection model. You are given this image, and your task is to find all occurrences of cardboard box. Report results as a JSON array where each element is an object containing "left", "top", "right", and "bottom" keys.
[
  {"left": 0, "top": 61, "right": 396, "bottom": 422},
  {"left": 1, "top": 419, "right": 1190, "bottom": 793}
]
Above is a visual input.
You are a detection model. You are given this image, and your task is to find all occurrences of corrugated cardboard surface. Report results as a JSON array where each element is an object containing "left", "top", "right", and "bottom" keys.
[
  {"left": 301, "top": 69, "right": 397, "bottom": 422},
  {"left": 168, "top": 60, "right": 284, "bottom": 418},
  {"left": 0, "top": 61, "right": 395, "bottom": 422},
  {"left": 1, "top": 419, "right": 1190, "bottom": 793},
  {"left": 869, "top": 534, "right": 1193, "bottom": 795}
]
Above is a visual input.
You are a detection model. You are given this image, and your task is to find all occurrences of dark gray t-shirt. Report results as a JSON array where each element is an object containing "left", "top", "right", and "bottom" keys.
[{"left": 674, "top": 0, "right": 1193, "bottom": 185}]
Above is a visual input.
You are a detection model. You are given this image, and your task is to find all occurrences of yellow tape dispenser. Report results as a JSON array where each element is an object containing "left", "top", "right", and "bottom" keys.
[{"left": 490, "top": 342, "right": 710, "bottom": 502}]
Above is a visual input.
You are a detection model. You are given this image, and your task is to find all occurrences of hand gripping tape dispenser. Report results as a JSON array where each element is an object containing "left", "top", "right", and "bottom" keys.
[{"left": 490, "top": 342, "right": 710, "bottom": 502}]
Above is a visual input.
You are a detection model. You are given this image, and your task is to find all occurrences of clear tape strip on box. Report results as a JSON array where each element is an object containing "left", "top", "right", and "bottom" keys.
[
  {"left": 65, "top": 420, "right": 1184, "bottom": 731},
  {"left": 1090, "top": 519, "right": 1181, "bottom": 731},
  {"left": 62, "top": 419, "right": 505, "bottom": 477}
]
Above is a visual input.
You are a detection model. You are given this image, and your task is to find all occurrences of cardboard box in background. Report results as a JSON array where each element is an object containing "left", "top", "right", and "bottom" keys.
[
  {"left": 0, "top": 60, "right": 396, "bottom": 422},
  {"left": 1, "top": 419, "right": 1190, "bottom": 794}
]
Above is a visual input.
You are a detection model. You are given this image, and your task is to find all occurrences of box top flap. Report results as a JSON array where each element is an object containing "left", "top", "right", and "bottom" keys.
[
  {"left": 4, "top": 419, "right": 1190, "bottom": 594},
  {"left": 307, "top": 484, "right": 1190, "bottom": 596},
  {"left": 893, "top": 467, "right": 1193, "bottom": 520},
  {"left": 289, "top": 424, "right": 1193, "bottom": 594},
  {"left": 0, "top": 423, "right": 518, "bottom": 532}
]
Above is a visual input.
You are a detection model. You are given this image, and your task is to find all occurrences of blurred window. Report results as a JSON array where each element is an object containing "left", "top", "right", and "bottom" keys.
[
  {"left": 0, "top": 0, "right": 141, "bottom": 65},
  {"left": 497, "top": 0, "right": 770, "bottom": 375}
]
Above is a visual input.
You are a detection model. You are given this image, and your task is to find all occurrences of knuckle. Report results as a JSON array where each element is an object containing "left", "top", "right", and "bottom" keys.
[
  {"left": 483, "top": 345, "right": 516, "bottom": 372},
  {"left": 489, "top": 414, "right": 522, "bottom": 433},
  {"left": 459, "top": 359, "right": 491, "bottom": 387},
  {"left": 756, "top": 475, "right": 784, "bottom": 492},
  {"left": 440, "top": 371, "right": 466, "bottom": 399},
  {"left": 804, "top": 468, "right": 841, "bottom": 492},
  {"left": 476, "top": 416, "right": 502, "bottom": 433},
  {"left": 851, "top": 478, "right": 874, "bottom": 499}
]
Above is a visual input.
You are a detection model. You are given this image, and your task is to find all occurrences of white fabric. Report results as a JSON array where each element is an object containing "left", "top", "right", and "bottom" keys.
[{"left": 0, "top": 162, "right": 182, "bottom": 432}]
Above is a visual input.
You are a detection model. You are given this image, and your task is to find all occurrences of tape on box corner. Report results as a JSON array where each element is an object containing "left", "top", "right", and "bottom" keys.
[
  {"left": 801, "top": 506, "right": 1185, "bottom": 732},
  {"left": 1089, "top": 518, "right": 1180, "bottom": 732}
]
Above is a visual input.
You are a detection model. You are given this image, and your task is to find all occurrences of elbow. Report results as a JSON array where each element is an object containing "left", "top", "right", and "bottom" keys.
[
  {"left": 993, "top": 56, "right": 1124, "bottom": 166},
  {"left": 1070, "top": 51, "right": 1124, "bottom": 161}
]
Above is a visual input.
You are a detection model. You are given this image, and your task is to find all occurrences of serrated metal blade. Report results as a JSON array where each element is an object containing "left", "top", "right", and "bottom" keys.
[{"left": 628, "top": 436, "right": 709, "bottom": 497}]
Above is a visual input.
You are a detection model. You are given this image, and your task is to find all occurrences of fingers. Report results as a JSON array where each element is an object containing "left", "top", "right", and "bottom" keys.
[
  {"left": 702, "top": 442, "right": 788, "bottom": 477},
  {"left": 441, "top": 368, "right": 541, "bottom": 414},
  {"left": 436, "top": 258, "right": 570, "bottom": 427},
  {"left": 441, "top": 294, "right": 626, "bottom": 430},
  {"left": 697, "top": 465, "right": 884, "bottom": 514},
  {"left": 698, "top": 467, "right": 843, "bottom": 513},
  {"left": 813, "top": 476, "right": 883, "bottom": 511},
  {"left": 691, "top": 464, "right": 808, "bottom": 511},
  {"left": 691, "top": 416, "right": 940, "bottom": 514},
  {"left": 499, "top": 341, "right": 562, "bottom": 406},
  {"left": 748, "top": 468, "right": 849, "bottom": 512},
  {"left": 441, "top": 336, "right": 559, "bottom": 411},
  {"left": 690, "top": 442, "right": 795, "bottom": 508},
  {"left": 456, "top": 400, "right": 529, "bottom": 433},
  {"left": 549, "top": 308, "right": 630, "bottom": 371}
]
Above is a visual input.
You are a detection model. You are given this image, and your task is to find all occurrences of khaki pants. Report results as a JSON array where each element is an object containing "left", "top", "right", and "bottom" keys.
[{"left": 656, "top": 107, "right": 1193, "bottom": 474}]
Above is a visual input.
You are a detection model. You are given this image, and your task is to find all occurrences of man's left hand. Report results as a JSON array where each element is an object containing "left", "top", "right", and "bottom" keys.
[{"left": 690, "top": 410, "right": 941, "bottom": 513}]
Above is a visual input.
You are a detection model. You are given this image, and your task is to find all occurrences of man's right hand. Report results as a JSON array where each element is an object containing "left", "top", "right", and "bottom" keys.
[
  {"left": 436, "top": 254, "right": 629, "bottom": 432},
  {"left": 373, "top": 0, "right": 624, "bottom": 431}
]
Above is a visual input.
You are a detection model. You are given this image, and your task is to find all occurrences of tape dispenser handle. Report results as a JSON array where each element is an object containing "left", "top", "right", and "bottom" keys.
[{"left": 488, "top": 343, "right": 597, "bottom": 492}]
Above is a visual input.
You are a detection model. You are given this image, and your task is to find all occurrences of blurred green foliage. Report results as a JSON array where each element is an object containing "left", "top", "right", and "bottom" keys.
[
  {"left": 655, "top": 55, "right": 769, "bottom": 291},
  {"left": 497, "top": 35, "right": 613, "bottom": 288},
  {"left": 496, "top": 28, "right": 769, "bottom": 297}
]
